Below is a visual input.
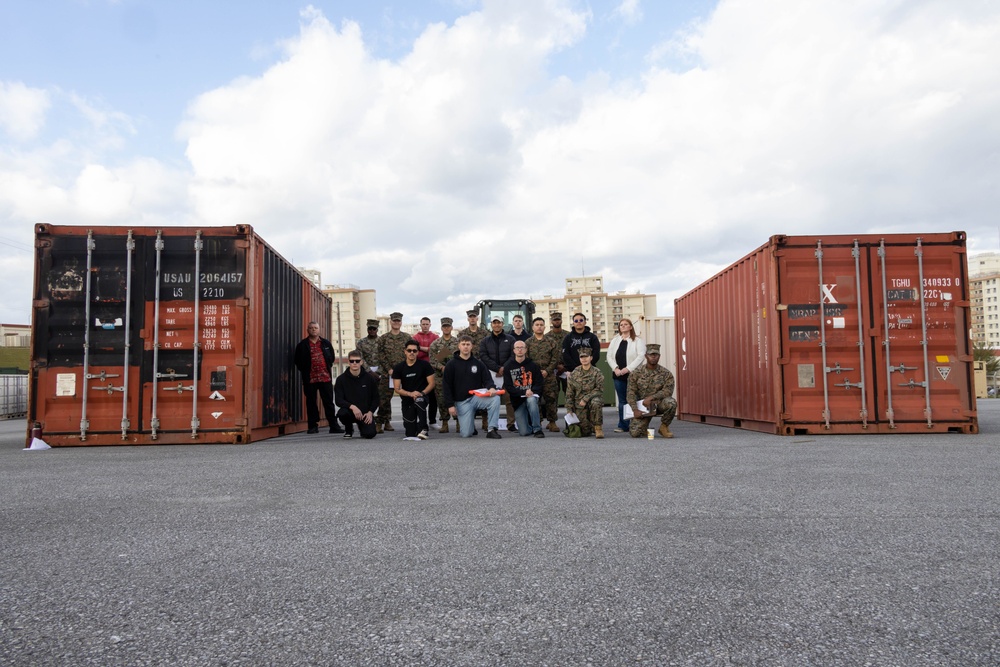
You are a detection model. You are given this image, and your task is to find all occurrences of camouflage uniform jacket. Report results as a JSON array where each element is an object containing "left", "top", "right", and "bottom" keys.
[
  {"left": 459, "top": 326, "right": 488, "bottom": 349},
  {"left": 565, "top": 365, "right": 604, "bottom": 410},
  {"left": 377, "top": 332, "right": 411, "bottom": 377},
  {"left": 544, "top": 328, "right": 567, "bottom": 365},
  {"left": 356, "top": 336, "right": 380, "bottom": 374},
  {"left": 428, "top": 336, "right": 460, "bottom": 373},
  {"left": 526, "top": 335, "right": 560, "bottom": 375},
  {"left": 626, "top": 365, "right": 675, "bottom": 412}
]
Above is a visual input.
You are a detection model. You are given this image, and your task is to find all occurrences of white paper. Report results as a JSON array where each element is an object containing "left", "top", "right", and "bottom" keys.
[
  {"left": 370, "top": 365, "right": 379, "bottom": 372},
  {"left": 24, "top": 438, "right": 51, "bottom": 451},
  {"left": 492, "top": 374, "right": 504, "bottom": 389},
  {"left": 559, "top": 372, "right": 570, "bottom": 380},
  {"left": 622, "top": 404, "right": 634, "bottom": 419},
  {"left": 564, "top": 412, "right": 580, "bottom": 425},
  {"left": 498, "top": 418, "right": 508, "bottom": 430}
]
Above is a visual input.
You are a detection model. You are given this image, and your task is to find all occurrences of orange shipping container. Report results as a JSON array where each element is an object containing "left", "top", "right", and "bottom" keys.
[
  {"left": 28, "top": 224, "right": 332, "bottom": 446},
  {"left": 675, "top": 233, "right": 978, "bottom": 435}
]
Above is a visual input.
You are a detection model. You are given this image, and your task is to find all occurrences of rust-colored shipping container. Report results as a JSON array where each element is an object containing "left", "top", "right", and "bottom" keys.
[
  {"left": 675, "top": 233, "right": 977, "bottom": 435},
  {"left": 28, "top": 224, "right": 332, "bottom": 446}
]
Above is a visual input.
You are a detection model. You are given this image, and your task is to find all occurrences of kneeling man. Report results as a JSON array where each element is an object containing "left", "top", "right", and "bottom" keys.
[
  {"left": 335, "top": 350, "right": 380, "bottom": 439},
  {"left": 626, "top": 344, "right": 677, "bottom": 438},
  {"left": 503, "top": 340, "right": 545, "bottom": 437},
  {"left": 443, "top": 335, "right": 502, "bottom": 439}
]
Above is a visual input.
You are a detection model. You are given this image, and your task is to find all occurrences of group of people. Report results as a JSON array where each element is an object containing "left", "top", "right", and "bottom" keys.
[{"left": 294, "top": 310, "right": 676, "bottom": 441}]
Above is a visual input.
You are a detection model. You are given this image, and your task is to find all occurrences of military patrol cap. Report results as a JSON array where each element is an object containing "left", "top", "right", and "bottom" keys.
[
  {"left": 366, "top": 319, "right": 379, "bottom": 329},
  {"left": 646, "top": 344, "right": 661, "bottom": 354},
  {"left": 577, "top": 346, "right": 593, "bottom": 357},
  {"left": 390, "top": 312, "right": 403, "bottom": 321},
  {"left": 550, "top": 312, "right": 562, "bottom": 319},
  {"left": 466, "top": 309, "right": 478, "bottom": 317},
  {"left": 441, "top": 317, "right": 453, "bottom": 326}
]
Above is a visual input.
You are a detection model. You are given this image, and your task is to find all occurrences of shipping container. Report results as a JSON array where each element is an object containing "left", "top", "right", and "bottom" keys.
[
  {"left": 28, "top": 224, "right": 332, "bottom": 446},
  {"left": 638, "top": 317, "right": 677, "bottom": 378},
  {"left": 675, "top": 233, "right": 978, "bottom": 435}
]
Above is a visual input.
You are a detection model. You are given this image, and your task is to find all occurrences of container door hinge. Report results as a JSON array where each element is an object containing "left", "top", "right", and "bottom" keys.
[{"left": 236, "top": 357, "right": 250, "bottom": 367}]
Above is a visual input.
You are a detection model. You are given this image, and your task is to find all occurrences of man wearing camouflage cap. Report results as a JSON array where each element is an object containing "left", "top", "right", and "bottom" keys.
[
  {"left": 459, "top": 309, "right": 488, "bottom": 349},
  {"left": 357, "top": 319, "right": 380, "bottom": 374},
  {"left": 376, "top": 312, "right": 411, "bottom": 432},
  {"left": 626, "top": 344, "right": 677, "bottom": 439},
  {"left": 428, "top": 317, "right": 460, "bottom": 432}
]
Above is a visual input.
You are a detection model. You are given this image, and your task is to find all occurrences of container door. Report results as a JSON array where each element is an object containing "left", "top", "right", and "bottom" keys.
[
  {"left": 33, "top": 230, "right": 145, "bottom": 442},
  {"left": 777, "top": 240, "right": 874, "bottom": 429},
  {"left": 142, "top": 233, "right": 247, "bottom": 440},
  {"left": 870, "top": 239, "right": 972, "bottom": 428}
]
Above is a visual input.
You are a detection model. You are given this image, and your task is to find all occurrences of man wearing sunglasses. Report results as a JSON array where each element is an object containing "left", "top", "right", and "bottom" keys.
[
  {"left": 334, "top": 350, "right": 379, "bottom": 439},
  {"left": 562, "top": 312, "right": 602, "bottom": 375},
  {"left": 393, "top": 341, "right": 435, "bottom": 440}
]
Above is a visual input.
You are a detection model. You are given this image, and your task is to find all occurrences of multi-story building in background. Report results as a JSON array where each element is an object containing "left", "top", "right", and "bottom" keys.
[
  {"left": 969, "top": 252, "right": 1000, "bottom": 347},
  {"left": 321, "top": 283, "right": 377, "bottom": 357},
  {"left": 532, "top": 276, "right": 657, "bottom": 342}
]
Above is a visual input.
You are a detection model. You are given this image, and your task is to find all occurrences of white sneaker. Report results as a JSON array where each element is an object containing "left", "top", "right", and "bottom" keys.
[
  {"left": 403, "top": 436, "right": 421, "bottom": 441},
  {"left": 417, "top": 430, "right": 428, "bottom": 440}
]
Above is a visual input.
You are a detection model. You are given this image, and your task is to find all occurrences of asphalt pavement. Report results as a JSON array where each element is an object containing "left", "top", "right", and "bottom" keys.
[{"left": 1, "top": 402, "right": 998, "bottom": 666}]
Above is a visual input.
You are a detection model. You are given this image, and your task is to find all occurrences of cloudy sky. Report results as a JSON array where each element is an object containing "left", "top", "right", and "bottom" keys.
[{"left": 1, "top": 0, "right": 999, "bottom": 327}]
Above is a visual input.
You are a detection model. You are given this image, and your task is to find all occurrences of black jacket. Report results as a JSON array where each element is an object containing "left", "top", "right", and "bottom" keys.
[
  {"left": 562, "top": 327, "right": 601, "bottom": 372},
  {"left": 479, "top": 332, "right": 514, "bottom": 373},
  {"left": 334, "top": 368, "right": 380, "bottom": 413},
  {"left": 294, "top": 336, "right": 336, "bottom": 381},
  {"left": 442, "top": 353, "right": 494, "bottom": 407}
]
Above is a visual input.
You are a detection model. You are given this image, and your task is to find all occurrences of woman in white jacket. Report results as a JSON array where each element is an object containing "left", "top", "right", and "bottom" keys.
[{"left": 605, "top": 318, "right": 646, "bottom": 432}]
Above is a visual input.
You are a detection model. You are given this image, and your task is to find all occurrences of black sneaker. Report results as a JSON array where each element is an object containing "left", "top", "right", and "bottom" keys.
[
  {"left": 306, "top": 427, "right": 319, "bottom": 434},
  {"left": 486, "top": 428, "right": 502, "bottom": 440},
  {"left": 533, "top": 430, "right": 545, "bottom": 438},
  {"left": 507, "top": 423, "right": 517, "bottom": 432},
  {"left": 343, "top": 430, "right": 353, "bottom": 438},
  {"left": 330, "top": 426, "right": 344, "bottom": 434}
]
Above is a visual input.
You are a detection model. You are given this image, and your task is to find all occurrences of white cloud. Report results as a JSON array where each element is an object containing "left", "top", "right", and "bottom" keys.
[
  {"left": 0, "top": 81, "right": 50, "bottom": 141},
  {"left": 612, "top": 0, "right": 643, "bottom": 26},
  {"left": 3, "top": 0, "right": 1000, "bottom": 327}
]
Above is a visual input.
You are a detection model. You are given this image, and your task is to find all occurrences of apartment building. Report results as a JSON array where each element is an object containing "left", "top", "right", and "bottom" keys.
[
  {"left": 322, "top": 284, "right": 378, "bottom": 356},
  {"left": 532, "top": 276, "right": 657, "bottom": 342}
]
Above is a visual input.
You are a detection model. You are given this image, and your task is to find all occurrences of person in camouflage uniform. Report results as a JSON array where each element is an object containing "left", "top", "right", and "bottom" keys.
[
  {"left": 357, "top": 319, "right": 380, "bottom": 374},
  {"left": 565, "top": 347, "right": 605, "bottom": 438},
  {"left": 626, "top": 344, "right": 677, "bottom": 439},
  {"left": 459, "top": 309, "right": 488, "bottom": 349},
  {"left": 428, "top": 317, "right": 460, "bottom": 432},
  {"left": 545, "top": 311, "right": 568, "bottom": 401},
  {"left": 526, "top": 316, "right": 562, "bottom": 432},
  {"left": 376, "top": 312, "right": 412, "bottom": 432}
]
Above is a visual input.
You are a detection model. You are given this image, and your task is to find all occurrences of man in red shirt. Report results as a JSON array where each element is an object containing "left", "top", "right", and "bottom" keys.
[
  {"left": 412, "top": 317, "right": 441, "bottom": 425},
  {"left": 293, "top": 321, "right": 343, "bottom": 434}
]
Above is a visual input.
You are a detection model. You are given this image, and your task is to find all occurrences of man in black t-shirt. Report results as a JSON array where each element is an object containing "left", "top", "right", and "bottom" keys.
[{"left": 393, "top": 340, "right": 435, "bottom": 440}]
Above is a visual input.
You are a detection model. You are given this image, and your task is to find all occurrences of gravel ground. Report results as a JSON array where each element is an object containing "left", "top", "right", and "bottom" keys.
[{"left": 1, "top": 401, "right": 998, "bottom": 666}]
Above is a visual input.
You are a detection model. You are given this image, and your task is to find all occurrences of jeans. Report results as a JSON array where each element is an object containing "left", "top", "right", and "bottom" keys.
[
  {"left": 513, "top": 396, "right": 542, "bottom": 435},
  {"left": 454, "top": 395, "right": 500, "bottom": 437},
  {"left": 613, "top": 375, "right": 630, "bottom": 430}
]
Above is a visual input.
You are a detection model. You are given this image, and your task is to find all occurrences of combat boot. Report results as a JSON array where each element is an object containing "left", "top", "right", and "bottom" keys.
[
  {"left": 658, "top": 423, "right": 674, "bottom": 439},
  {"left": 547, "top": 421, "right": 560, "bottom": 432},
  {"left": 595, "top": 425, "right": 604, "bottom": 439},
  {"left": 439, "top": 419, "right": 449, "bottom": 434},
  {"left": 384, "top": 422, "right": 395, "bottom": 432},
  {"left": 376, "top": 423, "right": 383, "bottom": 434}
]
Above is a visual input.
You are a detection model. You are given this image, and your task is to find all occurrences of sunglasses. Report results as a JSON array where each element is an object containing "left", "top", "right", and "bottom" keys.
[
  {"left": 348, "top": 359, "right": 363, "bottom": 364},
  {"left": 405, "top": 349, "right": 419, "bottom": 353},
  {"left": 573, "top": 319, "right": 585, "bottom": 323}
]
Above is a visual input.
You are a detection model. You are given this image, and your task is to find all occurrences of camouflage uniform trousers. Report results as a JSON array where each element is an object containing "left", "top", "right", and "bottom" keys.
[
  {"left": 433, "top": 371, "right": 450, "bottom": 422},
  {"left": 377, "top": 378, "right": 395, "bottom": 426},
  {"left": 541, "top": 374, "right": 560, "bottom": 423},
  {"left": 571, "top": 397, "right": 605, "bottom": 436},
  {"left": 628, "top": 397, "right": 678, "bottom": 438}
]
